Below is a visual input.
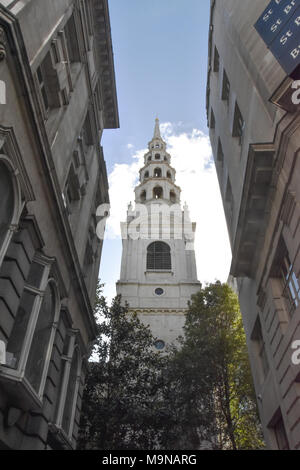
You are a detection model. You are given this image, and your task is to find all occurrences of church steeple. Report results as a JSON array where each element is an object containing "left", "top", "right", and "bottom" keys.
[
  {"left": 117, "top": 117, "right": 200, "bottom": 350},
  {"left": 136, "top": 119, "right": 181, "bottom": 205}
]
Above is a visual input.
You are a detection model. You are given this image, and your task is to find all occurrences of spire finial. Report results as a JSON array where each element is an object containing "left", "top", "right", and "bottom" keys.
[{"left": 153, "top": 117, "right": 161, "bottom": 139}]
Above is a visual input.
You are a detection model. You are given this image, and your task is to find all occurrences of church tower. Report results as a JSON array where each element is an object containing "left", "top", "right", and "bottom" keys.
[{"left": 116, "top": 119, "right": 200, "bottom": 350}]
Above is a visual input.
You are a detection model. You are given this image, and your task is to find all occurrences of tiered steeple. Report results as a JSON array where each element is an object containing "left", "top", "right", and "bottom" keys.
[
  {"left": 117, "top": 117, "right": 200, "bottom": 350},
  {"left": 135, "top": 118, "right": 181, "bottom": 205}
]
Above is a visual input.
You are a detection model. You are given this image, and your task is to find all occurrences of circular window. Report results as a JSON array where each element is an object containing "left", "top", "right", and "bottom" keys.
[
  {"left": 154, "top": 340, "right": 165, "bottom": 350},
  {"left": 155, "top": 287, "right": 164, "bottom": 296}
]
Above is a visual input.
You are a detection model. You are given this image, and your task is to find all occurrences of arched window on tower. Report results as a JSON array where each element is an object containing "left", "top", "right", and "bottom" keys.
[
  {"left": 144, "top": 171, "right": 149, "bottom": 180},
  {"left": 147, "top": 241, "right": 171, "bottom": 271},
  {"left": 155, "top": 154, "right": 160, "bottom": 160},
  {"left": 170, "top": 191, "right": 176, "bottom": 203},
  {"left": 148, "top": 155, "right": 152, "bottom": 162},
  {"left": 153, "top": 186, "right": 163, "bottom": 199},
  {"left": 140, "top": 190, "right": 146, "bottom": 202},
  {"left": 154, "top": 168, "right": 161, "bottom": 178},
  {"left": 167, "top": 171, "right": 172, "bottom": 179}
]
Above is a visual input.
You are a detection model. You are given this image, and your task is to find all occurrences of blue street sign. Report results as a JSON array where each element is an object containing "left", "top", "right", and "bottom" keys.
[
  {"left": 254, "top": 0, "right": 300, "bottom": 75},
  {"left": 269, "top": 8, "right": 300, "bottom": 74},
  {"left": 254, "top": 0, "right": 300, "bottom": 45}
]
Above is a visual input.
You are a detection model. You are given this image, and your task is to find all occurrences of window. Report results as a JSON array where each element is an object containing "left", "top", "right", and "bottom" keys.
[
  {"left": 82, "top": 112, "right": 94, "bottom": 148},
  {"left": 222, "top": 69, "right": 230, "bottom": 101},
  {"left": 0, "top": 161, "right": 15, "bottom": 260},
  {"left": 232, "top": 103, "right": 244, "bottom": 140},
  {"left": 154, "top": 340, "right": 165, "bottom": 350},
  {"left": 62, "top": 348, "right": 80, "bottom": 436},
  {"left": 269, "top": 412, "right": 289, "bottom": 450},
  {"left": 37, "top": 65, "right": 50, "bottom": 113},
  {"left": 147, "top": 242, "right": 171, "bottom": 271},
  {"left": 155, "top": 288, "right": 164, "bottom": 296},
  {"left": 217, "top": 139, "right": 224, "bottom": 167},
  {"left": 54, "top": 333, "right": 82, "bottom": 445},
  {"left": 270, "top": 237, "right": 300, "bottom": 316},
  {"left": 167, "top": 171, "right": 171, "bottom": 179},
  {"left": 5, "top": 257, "right": 60, "bottom": 399},
  {"left": 81, "top": 0, "right": 94, "bottom": 50},
  {"left": 170, "top": 191, "right": 176, "bottom": 203},
  {"left": 148, "top": 155, "right": 152, "bottom": 162},
  {"left": 251, "top": 317, "right": 269, "bottom": 381},
  {"left": 155, "top": 153, "right": 160, "bottom": 160},
  {"left": 144, "top": 171, "right": 149, "bottom": 179},
  {"left": 64, "top": 14, "right": 81, "bottom": 63},
  {"left": 153, "top": 186, "right": 163, "bottom": 200},
  {"left": 210, "top": 109, "right": 215, "bottom": 129},
  {"left": 64, "top": 164, "right": 81, "bottom": 215},
  {"left": 25, "top": 283, "right": 57, "bottom": 393},
  {"left": 36, "top": 52, "right": 61, "bottom": 116},
  {"left": 225, "top": 177, "right": 233, "bottom": 219},
  {"left": 274, "top": 418, "right": 289, "bottom": 450},
  {"left": 154, "top": 168, "right": 162, "bottom": 178},
  {"left": 140, "top": 190, "right": 146, "bottom": 202},
  {"left": 213, "top": 46, "right": 220, "bottom": 72},
  {"left": 0, "top": 157, "right": 22, "bottom": 271}
]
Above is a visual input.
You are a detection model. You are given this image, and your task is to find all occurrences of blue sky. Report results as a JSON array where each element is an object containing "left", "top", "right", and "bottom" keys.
[{"left": 100, "top": 0, "right": 231, "bottom": 302}]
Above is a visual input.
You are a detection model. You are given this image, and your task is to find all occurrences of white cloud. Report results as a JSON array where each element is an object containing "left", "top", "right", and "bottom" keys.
[
  {"left": 127, "top": 143, "right": 134, "bottom": 149},
  {"left": 105, "top": 123, "right": 232, "bottom": 284}
]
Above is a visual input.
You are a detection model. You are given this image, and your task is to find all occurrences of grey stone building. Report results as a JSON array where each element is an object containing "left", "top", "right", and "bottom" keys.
[
  {"left": 207, "top": 0, "right": 300, "bottom": 449},
  {"left": 0, "top": 0, "right": 118, "bottom": 449}
]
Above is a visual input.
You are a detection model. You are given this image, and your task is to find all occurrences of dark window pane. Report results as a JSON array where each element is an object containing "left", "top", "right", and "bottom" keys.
[
  {"left": 154, "top": 340, "right": 165, "bottom": 350},
  {"left": 25, "top": 283, "right": 56, "bottom": 393},
  {"left": 37, "top": 67, "right": 43, "bottom": 84},
  {"left": 27, "top": 261, "right": 45, "bottom": 289},
  {"left": 274, "top": 417, "right": 289, "bottom": 450},
  {"left": 6, "top": 291, "right": 36, "bottom": 369},
  {"left": 41, "top": 86, "right": 49, "bottom": 111},
  {"left": 62, "top": 349, "right": 79, "bottom": 435},
  {"left": 147, "top": 242, "right": 171, "bottom": 270},
  {"left": 155, "top": 288, "right": 164, "bottom": 296},
  {"left": 0, "top": 162, "right": 15, "bottom": 249}
]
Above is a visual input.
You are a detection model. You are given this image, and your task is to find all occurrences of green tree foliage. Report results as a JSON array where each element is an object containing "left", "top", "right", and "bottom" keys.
[
  {"left": 78, "top": 281, "right": 264, "bottom": 450},
  {"left": 78, "top": 285, "right": 174, "bottom": 450},
  {"left": 174, "top": 281, "right": 265, "bottom": 449}
]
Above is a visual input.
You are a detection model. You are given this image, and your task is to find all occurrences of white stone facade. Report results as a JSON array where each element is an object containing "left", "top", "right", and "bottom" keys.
[{"left": 117, "top": 119, "right": 200, "bottom": 349}]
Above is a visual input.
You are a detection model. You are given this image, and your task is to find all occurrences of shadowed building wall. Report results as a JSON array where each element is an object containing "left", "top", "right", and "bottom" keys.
[
  {"left": 0, "top": 0, "right": 118, "bottom": 449},
  {"left": 206, "top": 0, "right": 300, "bottom": 450}
]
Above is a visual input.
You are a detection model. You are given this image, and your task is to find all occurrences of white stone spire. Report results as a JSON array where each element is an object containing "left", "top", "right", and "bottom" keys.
[
  {"left": 153, "top": 117, "right": 162, "bottom": 139},
  {"left": 136, "top": 119, "right": 181, "bottom": 206}
]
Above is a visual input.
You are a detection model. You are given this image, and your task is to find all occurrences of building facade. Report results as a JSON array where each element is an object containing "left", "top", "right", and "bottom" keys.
[
  {"left": 0, "top": 0, "right": 118, "bottom": 449},
  {"left": 207, "top": 0, "right": 300, "bottom": 450},
  {"left": 117, "top": 119, "right": 200, "bottom": 350}
]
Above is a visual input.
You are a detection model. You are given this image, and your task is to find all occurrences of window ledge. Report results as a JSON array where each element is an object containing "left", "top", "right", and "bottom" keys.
[
  {"left": 0, "top": 366, "right": 43, "bottom": 411},
  {"left": 48, "top": 423, "right": 75, "bottom": 450}
]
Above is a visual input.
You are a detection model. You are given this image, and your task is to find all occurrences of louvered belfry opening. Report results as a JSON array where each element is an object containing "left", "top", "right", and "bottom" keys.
[{"left": 147, "top": 241, "right": 171, "bottom": 270}]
